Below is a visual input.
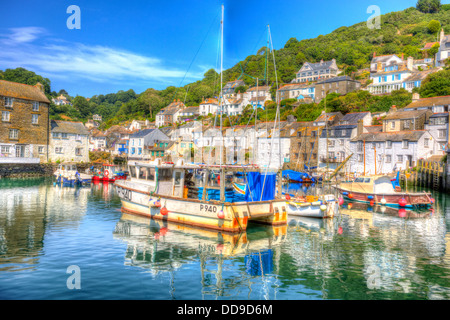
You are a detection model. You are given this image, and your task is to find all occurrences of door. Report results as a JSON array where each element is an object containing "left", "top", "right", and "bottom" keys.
[{"left": 15, "top": 145, "right": 24, "bottom": 158}]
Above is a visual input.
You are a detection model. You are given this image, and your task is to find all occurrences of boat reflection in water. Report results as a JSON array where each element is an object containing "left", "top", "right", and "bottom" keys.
[{"left": 113, "top": 213, "right": 287, "bottom": 298}]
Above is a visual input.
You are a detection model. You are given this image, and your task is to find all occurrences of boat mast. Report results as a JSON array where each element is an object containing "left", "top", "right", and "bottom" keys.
[{"left": 220, "top": 4, "right": 225, "bottom": 202}]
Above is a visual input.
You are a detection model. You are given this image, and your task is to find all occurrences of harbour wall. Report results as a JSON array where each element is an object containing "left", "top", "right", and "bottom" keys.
[{"left": 0, "top": 163, "right": 93, "bottom": 179}]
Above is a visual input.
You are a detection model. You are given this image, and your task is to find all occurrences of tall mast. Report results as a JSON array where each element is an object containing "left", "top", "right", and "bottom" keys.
[{"left": 220, "top": 4, "right": 224, "bottom": 167}]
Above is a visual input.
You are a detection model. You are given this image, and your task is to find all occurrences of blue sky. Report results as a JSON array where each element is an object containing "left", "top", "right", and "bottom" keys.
[{"left": 0, "top": 0, "right": 448, "bottom": 97}]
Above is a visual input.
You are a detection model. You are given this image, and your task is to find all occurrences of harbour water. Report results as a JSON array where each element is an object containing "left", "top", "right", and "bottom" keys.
[{"left": 1, "top": 178, "right": 450, "bottom": 300}]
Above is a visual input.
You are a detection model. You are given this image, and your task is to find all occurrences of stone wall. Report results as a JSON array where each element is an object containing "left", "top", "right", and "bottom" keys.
[{"left": 0, "top": 162, "right": 93, "bottom": 179}]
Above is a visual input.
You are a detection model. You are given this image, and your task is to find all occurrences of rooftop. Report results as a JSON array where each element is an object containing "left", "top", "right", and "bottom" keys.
[
  {"left": 51, "top": 120, "right": 89, "bottom": 135},
  {"left": 0, "top": 80, "right": 50, "bottom": 104}
]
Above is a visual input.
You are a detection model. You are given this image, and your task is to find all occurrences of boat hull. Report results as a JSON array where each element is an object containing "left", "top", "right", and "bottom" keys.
[
  {"left": 286, "top": 200, "right": 337, "bottom": 218},
  {"left": 114, "top": 180, "right": 287, "bottom": 233},
  {"left": 336, "top": 187, "right": 432, "bottom": 209}
]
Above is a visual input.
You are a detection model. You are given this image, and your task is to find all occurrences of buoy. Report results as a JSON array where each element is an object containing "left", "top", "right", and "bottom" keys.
[
  {"left": 348, "top": 203, "right": 353, "bottom": 209},
  {"left": 286, "top": 194, "right": 291, "bottom": 200},
  {"left": 160, "top": 207, "right": 169, "bottom": 216},
  {"left": 104, "top": 169, "right": 110, "bottom": 177},
  {"left": 338, "top": 198, "right": 344, "bottom": 206},
  {"left": 338, "top": 226, "right": 343, "bottom": 235},
  {"left": 430, "top": 198, "right": 435, "bottom": 204},
  {"left": 348, "top": 193, "right": 354, "bottom": 199},
  {"left": 367, "top": 195, "right": 374, "bottom": 200},
  {"left": 320, "top": 204, "right": 327, "bottom": 211},
  {"left": 398, "top": 208, "right": 407, "bottom": 218},
  {"left": 343, "top": 192, "right": 349, "bottom": 196},
  {"left": 370, "top": 200, "right": 375, "bottom": 206},
  {"left": 398, "top": 198, "right": 407, "bottom": 207},
  {"left": 217, "top": 210, "right": 225, "bottom": 219},
  {"left": 380, "top": 198, "right": 387, "bottom": 205}
]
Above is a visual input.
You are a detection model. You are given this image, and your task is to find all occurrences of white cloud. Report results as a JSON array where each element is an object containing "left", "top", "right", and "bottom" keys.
[
  {"left": 0, "top": 27, "right": 204, "bottom": 85},
  {"left": 5, "top": 27, "right": 46, "bottom": 43}
]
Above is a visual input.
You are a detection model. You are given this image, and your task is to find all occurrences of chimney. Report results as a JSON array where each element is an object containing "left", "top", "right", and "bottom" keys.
[
  {"left": 441, "top": 28, "right": 445, "bottom": 42},
  {"left": 357, "top": 119, "right": 364, "bottom": 136},
  {"left": 407, "top": 56, "right": 414, "bottom": 71},
  {"left": 373, "top": 52, "right": 376, "bottom": 58},
  {"left": 35, "top": 82, "right": 44, "bottom": 93},
  {"left": 412, "top": 92, "right": 420, "bottom": 102},
  {"left": 401, "top": 53, "right": 404, "bottom": 60},
  {"left": 389, "top": 105, "right": 397, "bottom": 114}
]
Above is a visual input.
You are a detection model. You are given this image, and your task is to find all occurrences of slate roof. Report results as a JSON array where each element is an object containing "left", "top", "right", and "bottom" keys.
[
  {"left": 404, "top": 96, "right": 450, "bottom": 109},
  {"left": 316, "top": 76, "right": 358, "bottom": 85},
  {"left": 51, "top": 120, "right": 89, "bottom": 135},
  {"left": 130, "top": 129, "right": 155, "bottom": 138},
  {"left": 246, "top": 86, "right": 271, "bottom": 92},
  {"left": 179, "top": 106, "right": 199, "bottom": 114},
  {"left": 339, "top": 112, "right": 371, "bottom": 124},
  {"left": 300, "top": 60, "right": 337, "bottom": 72},
  {"left": 383, "top": 109, "right": 429, "bottom": 120},
  {"left": 0, "top": 80, "right": 50, "bottom": 103},
  {"left": 351, "top": 130, "right": 427, "bottom": 142},
  {"left": 320, "top": 125, "right": 357, "bottom": 138}
]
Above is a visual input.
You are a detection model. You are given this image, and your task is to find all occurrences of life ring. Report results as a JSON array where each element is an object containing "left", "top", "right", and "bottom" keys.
[{"left": 104, "top": 169, "right": 110, "bottom": 177}]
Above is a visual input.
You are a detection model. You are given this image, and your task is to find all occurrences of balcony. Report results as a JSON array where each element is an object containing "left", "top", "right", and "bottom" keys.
[{"left": 320, "top": 156, "right": 345, "bottom": 163}]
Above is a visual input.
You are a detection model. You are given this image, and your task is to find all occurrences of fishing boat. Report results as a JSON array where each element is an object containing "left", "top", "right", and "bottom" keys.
[
  {"left": 285, "top": 194, "right": 337, "bottom": 218},
  {"left": 282, "top": 170, "right": 315, "bottom": 184},
  {"left": 53, "top": 163, "right": 92, "bottom": 186},
  {"left": 336, "top": 172, "right": 434, "bottom": 209},
  {"left": 92, "top": 164, "right": 128, "bottom": 183},
  {"left": 114, "top": 159, "right": 287, "bottom": 233}
]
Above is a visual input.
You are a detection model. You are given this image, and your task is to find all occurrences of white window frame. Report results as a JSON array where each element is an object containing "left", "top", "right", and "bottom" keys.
[
  {"left": 402, "top": 140, "right": 409, "bottom": 149},
  {"left": 386, "top": 155, "right": 392, "bottom": 163},
  {"left": 1, "top": 145, "right": 10, "bottom": 154},
  {"left": 31, "top": 114, "right": 39, "bottom": 124},
  {"left": 9, "top": 129, "right": 18, "bottom": 140},
  {"left": 32, "top": 101, "right": 39, "bottom": 111},
  {"left": 4, "top": 97, "right": 13, "bottom": 108},
  {"left": 2, "top": 111, "right": 10, "bottom": 122},
  {"left": 75, "top": 148, "right": 83, "bottom": 156},
  {"left": 55, "top": 147, "right": 64, "bottom": 154},
  {"left": 38, "top": 146, "right": 45, "bottom": 154}
]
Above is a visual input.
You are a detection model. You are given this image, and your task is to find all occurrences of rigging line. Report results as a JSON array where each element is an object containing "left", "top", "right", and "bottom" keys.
[{"left": 171, "top": 9, "right": 221, "bottom": 102}]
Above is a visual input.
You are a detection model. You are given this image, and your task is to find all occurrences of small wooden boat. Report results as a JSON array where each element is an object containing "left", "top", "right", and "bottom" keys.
[
  {"left": 92, "top": 164, "right": 128, "bottom": 183},
  {"left": 285, "top": 194, "right": 337, "bottom": 218},
  {"left": 282, "top": 170, "right": 315, "bottom": 184},
  {"left": 336, "top": 173, "right": 433, "bottom": 209}
]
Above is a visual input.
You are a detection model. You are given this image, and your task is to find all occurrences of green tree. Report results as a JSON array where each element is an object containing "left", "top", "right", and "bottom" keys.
[
  {"left": 428, "top": 20, "right": 441, "bottom": 34},
  {"left": 416, "top": 0, "right": 441, "bottom": 13},
  {"left": 72, "top": 96, "right": 91, "bottom": 119},
  {"left": 1, "top": 67, "right": 51, "bottom": 94},
  {"left": 418, "top": 70, "right": 450, "bottom": 97}
]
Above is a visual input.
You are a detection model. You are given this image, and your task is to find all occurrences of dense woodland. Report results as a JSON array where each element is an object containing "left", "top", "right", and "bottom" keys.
[{"left": 1, "top": 2, "right": 450, "bottom": 129}]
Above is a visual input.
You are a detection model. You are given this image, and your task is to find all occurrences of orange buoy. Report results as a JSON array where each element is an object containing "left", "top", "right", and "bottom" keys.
[
  {"left": 160, "top": 207, "right": 169, "bottom": 216},
  {"left": 348, "top": 203, "right": 353, "bottom": 209},
  {"left": 286, "top": 194, "right": 291, "bottom": 200},
  {"left": 399, "top": 198, "right": 407, "bottom": 207},
  {"left": 217, "top": 210, "right": 225, "bottom": 219},
  {"left": 348, "top": 193, "right": 354, "bottom": 199}
]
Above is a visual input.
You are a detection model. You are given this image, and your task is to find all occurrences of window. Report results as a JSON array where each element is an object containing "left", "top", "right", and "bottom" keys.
[
  {"left": 402, "top": 140, "right": 409, "bottom": 149},
  {"left": 424, "top": 138, "right": 429, "bottom": 148},
  {"left": 32, "top": 102, "right": 39, "bottom": 111},
  {"left": 2, "top": 111, "right": 10, "bottom": 122},
  {"left": 397, "top": 155, "right": 403, "bottom": 163},
  {"left": 181, "top": 143, "right": 186, "bottom": 148},
  {"left": 339, "top": 139, "right": 344, "bottom": 146},
  {"left": 4, "top": 97, "right": 13, "bottom": 108},
  {"left": 61, "top": 133, "right": 68, "bottom": 139},
  {"left": 55, "top": 147, "right": 63, "bottom": 154},
  {"left": 357, "top": 141, "right": 363, "bottom": 152},
  {"left": 9, "top": 129, "right": 18, "bottom": 140},
  {"left": 75, "top": 148, "right": 82, "bottom": 156},
  {"left": 390, "top": 121, "right": 395, "bottom": 129},
  {"left": 76, "top": 134, "right": 82, "bottom": 141},
  {"left": 38, "top": 146, "right": 44, "bottom": 154},
  {"left": 328, "top": 140, "right": 335, "bottom": 147},
  {"left": 438, "top": 130, "right": 446, "bottom": 138},
  {"left": 386, "top": 155, "right": 392, "bottom": 163},
  {"left": 386, "top": 140, "right": 392, "bottom": 149},
  {"left": 1, "top": 146, "right": 10, "bottom": 154},
  {"left": 32, "top": 114, "right": 39, "bottom": 124},
  {"left": 52, "top": 132, "right": 60, "bottom": 139},
  {"left": 131, "top": 147, "right": 135, "bottom": 154},
  {"left": 404, "top": 120, "right": 410, "bottom": 129},
  {"left": 358, "top": 154, "right": 363, "bottom": 162}
]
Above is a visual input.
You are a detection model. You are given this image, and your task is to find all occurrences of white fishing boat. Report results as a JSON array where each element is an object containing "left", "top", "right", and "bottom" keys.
[
  {"left": 285, "top": 194, "right": 337, "bottom": 218},
  {"left": 53, "top": 163, "right": 92, "bottom": 185},
  {"left": 114, "top": 159, "right": 287, "bottom": 233}
]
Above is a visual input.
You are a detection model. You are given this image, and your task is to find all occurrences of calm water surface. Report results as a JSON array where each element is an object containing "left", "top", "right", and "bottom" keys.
[{"left": 1, "top": 178, "right": 450, "bottom": 300}]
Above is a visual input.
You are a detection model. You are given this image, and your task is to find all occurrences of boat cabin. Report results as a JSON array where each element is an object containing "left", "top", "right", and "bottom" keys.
[{"left": 340, "top": 175, "right": 399, "bottom": 194}]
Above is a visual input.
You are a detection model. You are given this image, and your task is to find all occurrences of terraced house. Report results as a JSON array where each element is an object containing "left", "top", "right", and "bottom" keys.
[
  {"left": 50, "top": 120, "right": 90, "bottom": 163},
  {"left": 293, "top": 59, "right": 340, "bottom": 84},
  {"left": 0, "top": 80, "right": 50, "bottom": 163}
]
